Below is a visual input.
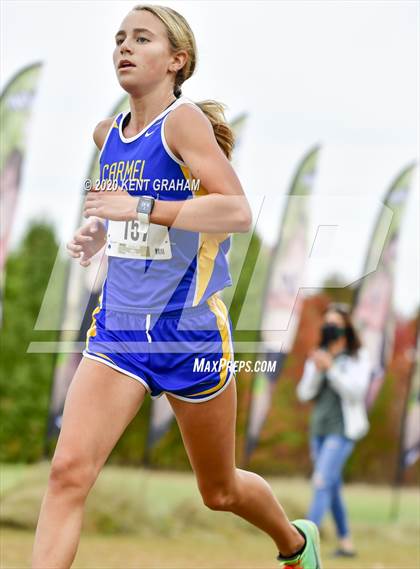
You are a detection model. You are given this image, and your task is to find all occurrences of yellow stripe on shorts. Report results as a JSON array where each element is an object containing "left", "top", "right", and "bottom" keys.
[{"left": 191, "top": 295, "right": 233, "bottom": 397}]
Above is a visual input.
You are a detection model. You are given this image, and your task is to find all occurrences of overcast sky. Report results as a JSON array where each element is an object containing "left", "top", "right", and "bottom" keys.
[{"left": 1, "top": 0, "right": 419, "bottom": 316}]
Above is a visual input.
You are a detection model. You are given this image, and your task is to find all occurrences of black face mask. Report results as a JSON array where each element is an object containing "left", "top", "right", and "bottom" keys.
[{"left": 319, "top": 323, "right": 346, "bottom": 349}]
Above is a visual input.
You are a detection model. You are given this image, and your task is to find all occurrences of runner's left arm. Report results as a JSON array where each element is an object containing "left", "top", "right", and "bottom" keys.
[{"left": 83, "top": 105, "right": 252, "bottom": 233}]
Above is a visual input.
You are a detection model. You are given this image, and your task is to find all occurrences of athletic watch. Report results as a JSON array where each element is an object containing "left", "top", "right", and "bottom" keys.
[{"left": 136, "top": 196, "right": 155, "bottom": 234}]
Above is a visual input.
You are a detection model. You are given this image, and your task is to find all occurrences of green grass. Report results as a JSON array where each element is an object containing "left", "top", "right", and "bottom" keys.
[{"left": 1, "top": 462, "right": 419, "bottom": 568}]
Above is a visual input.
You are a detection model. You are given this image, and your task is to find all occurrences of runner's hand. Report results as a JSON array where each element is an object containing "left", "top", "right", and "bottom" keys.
[
  {"left": 83, "top": 184, "right": 138, "bottom": 221},
  {"left": 66, "top": 218, "right": 106, "bottom": 267}
]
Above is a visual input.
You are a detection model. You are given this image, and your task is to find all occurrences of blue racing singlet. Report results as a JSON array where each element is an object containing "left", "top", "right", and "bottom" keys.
[{"left": 98, "top": 95, "right": 233, "bottom": 314}]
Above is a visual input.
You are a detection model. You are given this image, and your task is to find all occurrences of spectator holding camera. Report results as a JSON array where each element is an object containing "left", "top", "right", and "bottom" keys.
[{"left": 297, "top": 303, "right": 371, "bottom": 557}]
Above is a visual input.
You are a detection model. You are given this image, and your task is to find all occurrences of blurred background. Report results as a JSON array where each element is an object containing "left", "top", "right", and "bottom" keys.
[{"left": 0, "top": 1, "right": 419, "bottom": 568}]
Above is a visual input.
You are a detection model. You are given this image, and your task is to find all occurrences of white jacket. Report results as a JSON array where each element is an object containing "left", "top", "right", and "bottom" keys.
[{"left": 296, "top": 347, "right": 371, "bottom": 441}]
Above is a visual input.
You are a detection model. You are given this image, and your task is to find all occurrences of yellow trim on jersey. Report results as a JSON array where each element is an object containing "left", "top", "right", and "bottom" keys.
[
  {"left": 179, "top": 165, "right": 229, "bottom": 306},
  {"left": 191, "top": 295, "right": 232, "bottom": 397},
  {"left": 193, "top": 231, "right": 229, "bottom": 306}
]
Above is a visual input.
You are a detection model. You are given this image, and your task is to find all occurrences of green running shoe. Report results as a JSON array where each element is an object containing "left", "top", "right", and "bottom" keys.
[{"left": 277, "top": 519, "right": 322, "bottom": 569}]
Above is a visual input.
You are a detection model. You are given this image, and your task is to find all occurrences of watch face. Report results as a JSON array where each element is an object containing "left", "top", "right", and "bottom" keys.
[{"left": 137, "top": 197, "right": 153, "bottom": 214}]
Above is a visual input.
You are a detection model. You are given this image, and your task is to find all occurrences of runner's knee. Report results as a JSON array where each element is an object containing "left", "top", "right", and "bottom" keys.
[
  {"left": 49, "top": 452, "right": 97, "bottom": 495},
  {"left": 199, "top": 481, "right": 238, "bottom": 511}
]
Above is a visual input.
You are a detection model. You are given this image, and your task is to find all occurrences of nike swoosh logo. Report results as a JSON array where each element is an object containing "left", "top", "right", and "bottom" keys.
[{"left": 145, "top": 130, "right": 155, "bottom": 137}]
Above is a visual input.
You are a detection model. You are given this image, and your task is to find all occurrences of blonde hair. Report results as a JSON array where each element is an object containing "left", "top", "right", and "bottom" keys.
[{"left": 132, "top": 4, "right": 235, "bottom": 160}]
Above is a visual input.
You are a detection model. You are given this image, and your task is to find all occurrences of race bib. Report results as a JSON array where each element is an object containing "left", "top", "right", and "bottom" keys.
[{"left": 106, "top": 220, "right": 172, "bottom": 260}]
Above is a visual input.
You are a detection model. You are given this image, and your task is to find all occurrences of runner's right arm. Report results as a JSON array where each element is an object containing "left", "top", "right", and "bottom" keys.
[{"left": 65, "top": 119, "right": 113, "bottom": 266}]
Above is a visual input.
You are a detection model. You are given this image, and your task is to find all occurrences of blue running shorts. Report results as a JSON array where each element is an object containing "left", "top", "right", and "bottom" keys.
[{"left": 82, "top": 293, "right": 236, "bottom": 402}]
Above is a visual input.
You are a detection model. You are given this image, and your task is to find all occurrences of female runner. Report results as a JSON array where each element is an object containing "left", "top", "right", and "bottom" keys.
[{"left": 32, "top": 5, "right": 322, "bottom": 568}]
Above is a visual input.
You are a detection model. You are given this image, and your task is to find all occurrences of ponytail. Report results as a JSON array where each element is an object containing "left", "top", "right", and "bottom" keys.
[{"left": 194, "top": 99, "right": 235, "bottom": 161}]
